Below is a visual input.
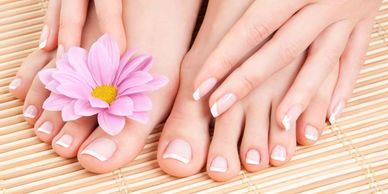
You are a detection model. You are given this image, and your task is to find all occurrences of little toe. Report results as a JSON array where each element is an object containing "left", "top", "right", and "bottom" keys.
[
  {"left": 34, "top": 111, "right": 64, "bottom": 143},
  {"left": 9, "top": 50, "right": 53, "bottom": 99},
  {"left": 52, "top": 117, "right": 96, "bottom": 158},
  {"left": 207, "top": 105, "right": 244, "bottom": 181}
]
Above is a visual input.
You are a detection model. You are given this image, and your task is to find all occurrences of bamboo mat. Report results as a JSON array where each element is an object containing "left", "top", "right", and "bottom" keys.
[{"left": 0, "top": 0, "right": 387, "bottom": 193}]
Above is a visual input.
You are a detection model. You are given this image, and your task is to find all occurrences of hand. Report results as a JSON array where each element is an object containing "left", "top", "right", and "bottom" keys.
[
  {"left": 38, "top": 0, "right": 126, "bottom": 56},
  {"left": 192, "top": 0, "right": 381, "bottom": 127}
]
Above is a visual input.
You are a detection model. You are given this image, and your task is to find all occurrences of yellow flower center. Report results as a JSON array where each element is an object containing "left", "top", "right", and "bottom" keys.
[{"left": 92, "top": 85, "right": 117, "bottom": 104}]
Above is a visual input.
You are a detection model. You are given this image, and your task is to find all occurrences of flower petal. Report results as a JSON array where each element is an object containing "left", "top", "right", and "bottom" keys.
[
  {"left": 97, "top": 34, "right": 120, "bottom": 69},
  {"left": 74, "top": 100, "right": 101, "bottom": 116},
  {"left": 57, "top": 83, "right": 90, "bottom": 99},
  {"left": 88, "top": 95, "right": 109, "bottom": 108},
  {"left": 119, "top": 85, "right": 154, "bottom": 96},
  {"left": 45, "top": 80, "right": 60, "bottom": 94},
  {"left": 109, "top": 96, "right": 133, "bottom": 116},
  {"left": 98, "top": 111, "right": 125, "bottom": 136},
  {"left": 114, "top": 48, "right": 138, "bottom": 85},
  {"left": 61, "top": 101, "right": 81, "bottom": 121},
  {"left": 147, "top": 75, "right": 169, "bottom": 89},
  {"left": 67, "top": 47, "right": 96, "bottom": 88},
  {"left": 88, "top": 41, "right": 115, "bottom": 85},
  {"left": 116, "top": 55, "right": 153, "bottom": 85},
  {"left": 56, "top": 53, "right": 74, "bottom": 72},
  {"left": 38, "top": 68, "right": 56, "bottom": 85},
  {"left": 117, "top": 71, "right": 153, "bottom": 93},
  {"left": 43, "top": 94, "right": 73, "bottom": 111},
  {"left": 130, "top": 94, "right": 152, "bottom": 112},
  {"left": 127, "top": 111, "right": 149, "bottom": 124}
]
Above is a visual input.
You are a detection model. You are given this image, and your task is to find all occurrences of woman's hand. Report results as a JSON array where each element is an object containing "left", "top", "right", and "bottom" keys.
[
  {"left": 192, "top": 0, "right": 380, "bottom": 128},
  {"left": 38, "top": 0, "right": 126, "bottom": 56}
]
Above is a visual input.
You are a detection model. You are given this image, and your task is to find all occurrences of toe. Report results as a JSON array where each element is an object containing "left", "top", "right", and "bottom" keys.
[
  {"left": 52, "top": 117, "right": 96, "bottom": 158},
  {"left": 207, "top": 105, "right": 244, "bottom": 181},
  {"left": 34, "top": 111, "right": 64, "bottom": 143},
  {"left": 9, "top": 50, "right": 53, "bottom": 99}
]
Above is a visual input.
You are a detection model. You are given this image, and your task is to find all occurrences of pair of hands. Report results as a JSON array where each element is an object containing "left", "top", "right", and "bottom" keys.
[{"left": 40, "top": 0, "right": 381, "bottom": 129}]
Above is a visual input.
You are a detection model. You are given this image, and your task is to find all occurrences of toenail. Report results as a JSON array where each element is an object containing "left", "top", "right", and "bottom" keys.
[
  {"left": 9, "top": 78, "right": 22, "bottom": 90},
  {"left": 56, "top": 44, "right": 64, "bottom": 59},
  {"left": 37, "top": 121, "right": 53, "bottom": 134},
  {"left": 81, "top": 138, "right": 116, "bottom": 161},
  {"left": 329, "top": 101, "right": 344, "bottom": 125},
  {"left": 210, "top": 93, "right": 237, "bottom": 118},
  {"left": 24, "top": 105, "right": 38, "bottom": 119},
  {"left": 162, "top": 139, "right": 192, "bottom": 164},
  {"left": 305, "top": 125, "right": 319, "bottom": 141},
  {"left": 39, "top": 25, "right": 49, "bottom": 49},
  {"left": 271, "top": 145, "right": 286, "bottom": 162},
  {"left": 193, "top": 78, "right": 217, "bottom": 101},
  {"left": 209, "top": 156, "right": 228, "bottom": 173},
  {"left": 56, "top": 134, "right": 73, "bottom": 148},
  {"left": 246, "top": 149, "right": 260, "bottom": 165},
  {"left": 282, "top": 104, "right": 303, "bottom": 131}
]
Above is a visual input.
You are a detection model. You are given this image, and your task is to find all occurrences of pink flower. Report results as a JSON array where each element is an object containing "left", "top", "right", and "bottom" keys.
[{"left": 38, "top": 34, "right": 168, "bottom": 136}]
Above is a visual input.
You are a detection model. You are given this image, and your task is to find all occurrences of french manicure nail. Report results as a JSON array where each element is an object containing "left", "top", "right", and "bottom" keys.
[
  {"left": 56, "top": 44, "right": 64, "bottom": 59},
  {"left": 246, "top": 149, "right": 260, "bottom": 165},
  {"left": 24, "top": 105, "right": 38, "bottom": 119},
  {"left": 9, "top": 78, "right": 22, "bottom": 90},
  {"left": 329, "top": 101, "right": 344, "bottom": 125},
  {"left": 193, "top": 78, "right": 217, "bottom": 101},
  {"left": 282, "top": 104, "right": 303, "bottom": 131},
  {"left": 209, "top": 156, "right": 228, "bottom": 173},
  {"left": 81, "top": 138, "right": 116, "bottom": 161},
  {"left": 56, "top": 134, "right": 73, "bottom": 148},
  {"left": 271, "top": 145, "right": 286, "bottom": 161},
  {"left": 210, "top": 93, "right": 237, "bottom": 117},
  {"left": 39, "top": 25, "right": 49, "bottom": 49},
  {"left": 305, "top": 125, "right": 318, "bottom": 141},
  {"left": 37, "top": 121, "right": 53, "bottom": 134},
  {"left": 162, "top": 139, "right": 192, "bottom": 164}
]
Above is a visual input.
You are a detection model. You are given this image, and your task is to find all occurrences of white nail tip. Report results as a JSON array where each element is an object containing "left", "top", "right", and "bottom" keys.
[
  {"left": 9, "top": 79, "right": 21, "bottom": 90},
  {"left": 271, "top": 146, "right": 286, "bottom": 161},
  {"left": 329, "top": 114, "right": 336, "bottom": 125},
  {"left": 246, "top": 159, "right": 260, "bottom": 165},
  {"left": 37, "top": 127, "right": 51, "bottom": 134},
  {"left": 210, "top": 103, "right": 219, "bottom": 117},
  {"left": 209, "top": 166, "right": 227, "bottom": 173},
  {"left": 39, "top": 40, "right": 47, "bottom": 49},
  {"left": 192, "top": 89, "right": 200, "bottom": 101},
  {"left": 81, "top": 149, "right": 108, "bottom": 161},
  {"left": 23, "top": 112, "right": 36, "bottom": 118},
  {"left": 305, "top": 134, "right": 318, "bottom": 141},
  {"left": 282, "top": 115, "right": 291, "bottom": 131},
  {"left": 56, "top": 140, "right": 70, "bottom": 148},
  {"left": 162, "top": 153, "right": 190, "bottom": 164}
]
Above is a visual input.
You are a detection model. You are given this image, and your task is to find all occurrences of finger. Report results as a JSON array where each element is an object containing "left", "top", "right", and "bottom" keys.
[
  {"left": 328, "top": 18, "right": 375, "bottom": 124},
  {"left": 276, "top": 20, "right": 354, "bottom": 130},
  {"left": 192, "top": 0, "right": 308, "bottom": 100},
  {"left": 208, "top": 4, "right": 335, "bottom": 117},
  {"left": 39, "top": 0, "right": 61, "bottom": 51},
  {"left": 58, "top": 0, "right": 88, "bottom": 55},
  {"left": 94, "top": 0, "right": 126, "bottom": 54}
]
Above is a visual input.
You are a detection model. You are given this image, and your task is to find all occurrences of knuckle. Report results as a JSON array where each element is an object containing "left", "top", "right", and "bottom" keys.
[
  {"left": 217, "top": 53, "right": 235, "bottom": 72},
  {"left": 240, "top": 74, "right": 259, "bottom": 92},
  {"left": 245, "top": 21, "right": 271, "bottom": 47},
  {"left": 59, "top": 19, "right": 84, "bottom": 31},
  {"left": 279, "top": 40, "right": 300, "bottom": 64}
]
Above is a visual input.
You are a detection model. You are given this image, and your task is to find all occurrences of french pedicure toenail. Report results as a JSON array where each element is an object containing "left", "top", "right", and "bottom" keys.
[
  {"left": 282, "top": 104, "right": 303, "bottom": 131},
  {"left": 246, "top": 149, "right": 260, "bottom": 165},
  {"left": 37, "top": 121, "right": 53, "bottom": 134},
  {"left": 39, "top": 25, "right": 49, "bottom": 49},
  {"left": 56, "top": 134, "right": 73, "bottom": 148},
  {"left": 9, "top": 78, "right": 22, "bottom": 90},
  {"left": 162, "top": 139, "right": 192, "bottom": 164},
  {"left": 305, "top": 125, "right": 318, "bottom": 141},
  {"left": 24, "top": 105, "right": 38, "bottom": 119},
  {"left": 193, "top": 78, "right": 217, "bottom": 101},
  {"left": 81, "top": 138, "right": 116, "bottom": 161},
  {"left": 210, "top": 93, "right": 237, "bottom": 118},
  {"left": 210, "top": 156, "right": 228, "bottom": 173},
  {"left": 329, "top": 101, "right": 344, "bottom": 125},
  {"left": 271, "top": 145, "right": 286, "bottom": 161}
]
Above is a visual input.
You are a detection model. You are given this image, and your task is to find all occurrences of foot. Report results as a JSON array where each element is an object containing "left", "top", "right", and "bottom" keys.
[
  {"left": 10, "top": 1, "right": 200, "bottom": 173},
  {"left": 157, "top": 0, "right": 339, "bottom": 181}
]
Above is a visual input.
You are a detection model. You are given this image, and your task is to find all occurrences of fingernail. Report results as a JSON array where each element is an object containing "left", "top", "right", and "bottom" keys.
[
  {"left": 193, "top": 78, "right": 217, "bottom": 101},
  {"left": 81, "top": 138, "right": 116, "bottom": 161},
  {"left": 23, "top": 105, "right": 38, "bottom": 119},
  {"left": 305, "top": 125, "right": 318, "bottom": 141},
  {"left": 271, "top": 145, "right": 286, "bottom": 161},
  {"left": 56, "top": 134, "right": 73, "bottom": 148},
  {"left": 9, "top": 78, "right": 22, "bottom": 90},
  {"left": 162, "top": 139, "right": 192, "bottom": 164},
  {"left": 282, "top": 104, "right": 303, "bottom": 131},
  {"left": 209, "top": 156, "right": 228, "bottom": 173},
  {"left": 210, "top": 93, "right": 237, "bottom": 117},
  {"left": 39, "top": 25, "right": 49, "bottom": 49},
  {"left": 329, "top": 101, "right": 344, "bottom": 125},
  {"left": 56, "top": 44, "right": 64, "bottom": 59},
  {"left": 246, "top": 149, "right": 260, "bottom": 165},
  {"left": 37, "top": 121, "right": 53, "bottom": 134}
]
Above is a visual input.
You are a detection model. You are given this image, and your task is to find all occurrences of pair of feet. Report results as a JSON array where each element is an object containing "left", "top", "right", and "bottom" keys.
[{"left": 10, "top": 1, "right": 340, "bottom": 181}]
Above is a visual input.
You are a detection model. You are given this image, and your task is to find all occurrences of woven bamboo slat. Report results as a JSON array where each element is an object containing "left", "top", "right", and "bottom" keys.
[{"left": 0, "top": 0, "right": 387, "bottom": 193}]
